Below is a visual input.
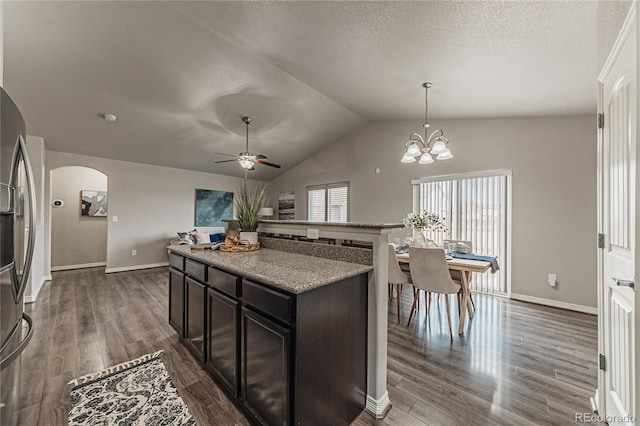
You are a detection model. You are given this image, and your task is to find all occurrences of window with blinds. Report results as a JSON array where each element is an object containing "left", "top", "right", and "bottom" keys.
[
  {"left": 307, "top": 182, "right": 349, "bottom": 222},
  {"left": 413, "top": 171, "right": 510, "bottom": 294}
]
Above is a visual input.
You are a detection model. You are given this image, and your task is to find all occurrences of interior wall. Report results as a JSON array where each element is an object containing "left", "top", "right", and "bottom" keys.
[
  {"left": 45, "top": 151, "right": 255, "bottom": 272},
  {"left": 267, "top": 116, "right": 597, "bottom": 309},
  {"left": 51, "top": 166, "right": 108, "bottom": 269}
]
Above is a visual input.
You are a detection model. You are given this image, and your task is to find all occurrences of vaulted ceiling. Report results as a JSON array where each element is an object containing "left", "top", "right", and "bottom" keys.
[{"left": 4, "top": 1, "right": 597, "bottom": 180}]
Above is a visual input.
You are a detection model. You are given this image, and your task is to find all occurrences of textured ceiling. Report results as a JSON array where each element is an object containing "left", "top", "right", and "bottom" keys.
[{"left": 4, "top": 1, "right": 597, "bottom": 179}]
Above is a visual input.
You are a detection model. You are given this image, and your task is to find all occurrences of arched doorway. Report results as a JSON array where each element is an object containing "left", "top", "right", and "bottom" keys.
[{"left": 50, "top": 166, "right": 108, "bottom": 271}]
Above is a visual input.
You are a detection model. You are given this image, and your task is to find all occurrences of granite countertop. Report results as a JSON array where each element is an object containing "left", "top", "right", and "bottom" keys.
[
  {"left": 259, "top": 220, "right": 405, "bottom": 229},
  {"left": 168, "top": 245, "right": 373, "bottom": 294}
]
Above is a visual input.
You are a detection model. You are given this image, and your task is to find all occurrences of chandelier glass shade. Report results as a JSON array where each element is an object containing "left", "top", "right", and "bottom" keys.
[{"left": 401, "top": 82, "right": 452, "bottom": 164}]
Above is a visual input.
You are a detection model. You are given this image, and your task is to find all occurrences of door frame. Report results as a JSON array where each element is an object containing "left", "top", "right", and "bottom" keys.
[{"left": 596, "top": 2, "right": 638, "bottom": 418}]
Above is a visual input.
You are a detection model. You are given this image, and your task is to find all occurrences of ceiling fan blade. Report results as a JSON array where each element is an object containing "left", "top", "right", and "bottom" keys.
[
  {"left": 255, "top": 154, "right": 267, "bottom": 159},
  {"left": 214, "top": 159, "right": 239, "bottom": 164},
  {"left": 215, "top": 152, "right": 238, "bottom": 157},
  {"left": 248, "top": 166, "right": 256, "bottom": 171},
  {"left": 255, "top": 159, "right": 281, "bottom": 168}
]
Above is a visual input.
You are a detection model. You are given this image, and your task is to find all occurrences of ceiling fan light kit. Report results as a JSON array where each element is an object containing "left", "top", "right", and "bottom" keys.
[
  {"left": 401, "top": 82, "right": 452, "bottom": 164},
  {"left": 214, "top": 116, "right": 281, "bottom": 171}
]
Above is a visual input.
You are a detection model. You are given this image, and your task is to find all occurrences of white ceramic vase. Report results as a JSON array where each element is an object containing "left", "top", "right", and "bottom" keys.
[
  {"left": 411, "top": 229, "right": 428, "bottom": 247},
  {"left": 239, "top": 231, "right": 258, "bottom": 245}
]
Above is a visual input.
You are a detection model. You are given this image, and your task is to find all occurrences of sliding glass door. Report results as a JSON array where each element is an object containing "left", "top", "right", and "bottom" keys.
[{"left": 413, "top": 170, "right": 510, "bottom": 294}]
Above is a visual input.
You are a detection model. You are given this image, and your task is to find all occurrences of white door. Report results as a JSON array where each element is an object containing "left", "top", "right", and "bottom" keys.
[{"left": 599, "top": 9, "right": 636, "bottom": 426}]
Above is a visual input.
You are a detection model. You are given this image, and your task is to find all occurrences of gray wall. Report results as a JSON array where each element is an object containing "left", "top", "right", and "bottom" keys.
[
  {"left": 51, "top": 166, "right": 108, "bottom": 268},
  {"left": 597, "top": 0, "right": 633, "bottom": 71},
  {"left": 45, "top": 151, "right": 255, "bottom": 272},
  {"left": 268, "top": 116, "right": 597, "bottom": 309}
]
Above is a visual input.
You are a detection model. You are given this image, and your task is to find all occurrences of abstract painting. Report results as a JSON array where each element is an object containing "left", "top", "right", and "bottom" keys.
[
  {"left": 195, "top": 189, "right": 234, "bottom": 227},
  {"left": 278, "top": 191, "right": 295, "bottom": 220},
  {"left": 81, "top": 190, "right": 108, "bottom": 216}
]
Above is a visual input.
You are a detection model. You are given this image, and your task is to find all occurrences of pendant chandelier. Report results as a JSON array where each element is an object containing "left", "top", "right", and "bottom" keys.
[{"left": 401, "top": 82, "right": 452, "bottom": 164}]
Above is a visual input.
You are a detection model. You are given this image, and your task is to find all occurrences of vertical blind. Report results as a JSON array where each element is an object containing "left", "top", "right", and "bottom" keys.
[
  {"left": 415, "top": 173, "right": 508, "bottom": 294},
  {"left": 307, "top": 182, "right": 349, "bottom": 222}
]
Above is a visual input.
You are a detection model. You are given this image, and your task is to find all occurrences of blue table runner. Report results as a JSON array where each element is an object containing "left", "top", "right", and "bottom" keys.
[{"left": 447, "top": 252, "right": 499, "bottom": 273}]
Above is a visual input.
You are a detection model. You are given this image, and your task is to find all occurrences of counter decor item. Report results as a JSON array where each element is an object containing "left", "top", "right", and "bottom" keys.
[
  {"left": 221, "top": 227, "right": 261, "bottom": 252},
  {"left": 219, "top": 241, "right": 261, "bottom": 252},
  {"left": 402, "top": 211, "right": 447, "bottom": 247},
  {"left": 234, "top": 178, "right": 268, "bottom": 246}
]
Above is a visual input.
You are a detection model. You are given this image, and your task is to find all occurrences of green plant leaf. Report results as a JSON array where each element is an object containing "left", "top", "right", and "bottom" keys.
[{"left": 234, "top": 179, "right": 269, "bottom": 232}]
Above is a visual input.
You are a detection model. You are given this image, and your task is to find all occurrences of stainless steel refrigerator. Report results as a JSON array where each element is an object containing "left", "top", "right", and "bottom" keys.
[{"left": 0, "top": 87, "right": 36, "bottom": 426}]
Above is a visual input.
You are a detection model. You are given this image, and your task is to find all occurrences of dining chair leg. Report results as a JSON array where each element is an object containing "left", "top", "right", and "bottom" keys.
[
  {"left": 407, "top": 290, "right": 420, "bottom": 326},
  {"left": 444, "top": 294, "right": 453, "bottom": 341},
  {"left": 397, "top": 284, "right": 401, "bottom": 324},
  {"left": 470, "top": 293, "right": 476, "bottom": 310},
  {"left": 457, "top": 291, "right": 461, "bottom": 315}
]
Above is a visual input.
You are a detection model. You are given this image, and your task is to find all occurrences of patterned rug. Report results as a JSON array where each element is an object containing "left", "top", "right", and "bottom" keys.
[{"left": 68, "top": 350, "right": 195, "bottom": 425}]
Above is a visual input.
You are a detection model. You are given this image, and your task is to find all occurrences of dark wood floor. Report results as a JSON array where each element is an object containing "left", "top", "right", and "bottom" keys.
[{"left": 17, "top": 267, "right": 598, "bottom": 425}]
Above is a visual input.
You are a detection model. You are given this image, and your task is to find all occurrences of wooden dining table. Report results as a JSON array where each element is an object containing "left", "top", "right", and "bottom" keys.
[{"left": 396, "top": 252, "right": 491, "bottom": 335}]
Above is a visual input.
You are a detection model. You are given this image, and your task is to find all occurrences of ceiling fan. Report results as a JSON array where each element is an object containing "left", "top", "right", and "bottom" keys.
[{"left": 214, "top": 116, "right": 281, "bottom": 171}]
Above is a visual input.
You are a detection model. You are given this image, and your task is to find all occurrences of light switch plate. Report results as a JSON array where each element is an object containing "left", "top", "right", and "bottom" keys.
[
  {"left": 112, "top": 215, "right": 118, "bottom": 223},
  {"left": 548, "top": 273, "right": 557, "bottom": 287},
  {"left": 307, "top": 228, "right": 319, "bottom": 239}
]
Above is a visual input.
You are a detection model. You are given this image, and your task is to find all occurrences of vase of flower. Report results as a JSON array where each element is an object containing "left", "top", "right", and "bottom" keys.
[{"left": 402, "top": 211, "right": 448, "bottom": 248}]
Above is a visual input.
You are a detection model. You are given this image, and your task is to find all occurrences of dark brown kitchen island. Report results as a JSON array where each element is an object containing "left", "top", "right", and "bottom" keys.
[{"left": 167, "top": 245, "right": 372, "bottom": 426}]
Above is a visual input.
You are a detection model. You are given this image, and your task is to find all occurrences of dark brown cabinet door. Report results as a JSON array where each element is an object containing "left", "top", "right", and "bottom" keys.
[
  {"left": 241, "top": 307, "right": 291, "bottom": 426},
  {"left": 185, "top": 277, "right": 206, "bottom": 362},
  {"left": 168, "top": 269, "right": 184, "bottom": 336},
  {"left": 206, "top": 289, "right": 239, "bottom": 396}
]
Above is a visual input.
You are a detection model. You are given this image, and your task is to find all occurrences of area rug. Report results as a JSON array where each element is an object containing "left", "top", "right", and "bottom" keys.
[{"left": 68, "top": 350, "right": 195, "bottom": 425}]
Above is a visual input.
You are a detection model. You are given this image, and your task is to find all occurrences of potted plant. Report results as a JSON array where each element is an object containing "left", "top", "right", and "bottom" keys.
[{"left": 234, "top": 179, "right": 268, "bottom": 245}]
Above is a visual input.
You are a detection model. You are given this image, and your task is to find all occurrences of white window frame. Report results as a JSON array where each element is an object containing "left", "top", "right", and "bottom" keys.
[
  {"left": 411, "top": 169, "right": 512, "bottom": 295},
  {"left": 306, "top": 181, "right": 350, "bottom": 223}
]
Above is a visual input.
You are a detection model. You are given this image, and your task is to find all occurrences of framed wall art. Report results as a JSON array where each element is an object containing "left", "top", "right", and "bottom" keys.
[
  {"left": 81, "top": 190, "right": 108, "bottom": 217},
  {"left": 195, "top": 189, "right": 234, "bottom": 227},
  {"left": 278, "top": 191, "right": 295, "bottom": 220}
]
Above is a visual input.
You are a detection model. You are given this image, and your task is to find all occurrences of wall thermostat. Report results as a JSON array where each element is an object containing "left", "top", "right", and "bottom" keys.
[{"left": 52, "top": 199, "right": 64, "bottom": 208}]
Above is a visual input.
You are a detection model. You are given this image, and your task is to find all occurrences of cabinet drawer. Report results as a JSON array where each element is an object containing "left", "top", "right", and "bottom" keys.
[
  {"left": 209, "top": 267, "right": 240, "bottom": 298},
  {"left": 242, "top": 281, "right": 293, "bottom": 324},
  {"left": 185, "top": 258, "right": 207, "bottom": 282},
  {"left": 169, "top": 252, "right": 185, "bottom": 271}
]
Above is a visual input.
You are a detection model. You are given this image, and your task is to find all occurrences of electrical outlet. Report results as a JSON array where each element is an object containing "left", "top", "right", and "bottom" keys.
[
  {"left": 112, "top": 215, "right": 118, "bottom": 223},
  {"left": 132, "top": 250, "right": 137, "bottom": 256},
  {"left": 307, "top": 228, "right": 319, "bottom": 239},
  {"left": 548, "top": 273, "right": 556, "bottom": 287}
]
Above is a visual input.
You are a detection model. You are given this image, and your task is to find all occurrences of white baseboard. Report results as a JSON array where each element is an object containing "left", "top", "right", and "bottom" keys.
[
  {"left": 51, "top": 262, "right": 106, "bottom": 272},
  {"left": 365, "top": 391, "right": 391, "bottom": 419},
  {"left": 24, "top": 275, "right": 52, "bottom": 304},
  {"left": 510, "top": 293, "right": 597, "bottom": 315},
  {"left": 105, "top": 262, "right": 169, "bottom": 274}
]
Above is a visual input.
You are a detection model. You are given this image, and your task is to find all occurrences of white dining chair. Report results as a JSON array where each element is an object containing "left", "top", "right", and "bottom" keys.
[
  {"left": 388, "top": 244, "right": 412, "bottom": 323},
  {"left": 408, "top": 247, "right": 461, "bottom": 340}
]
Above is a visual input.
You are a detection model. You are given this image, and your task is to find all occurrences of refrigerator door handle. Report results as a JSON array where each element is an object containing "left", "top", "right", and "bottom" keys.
[
  {"left": 11, "top": 135, "right": 36, "bottom": 303},
  {"left": 0, "top": 313, "right": 33, "bottom": 371}
]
